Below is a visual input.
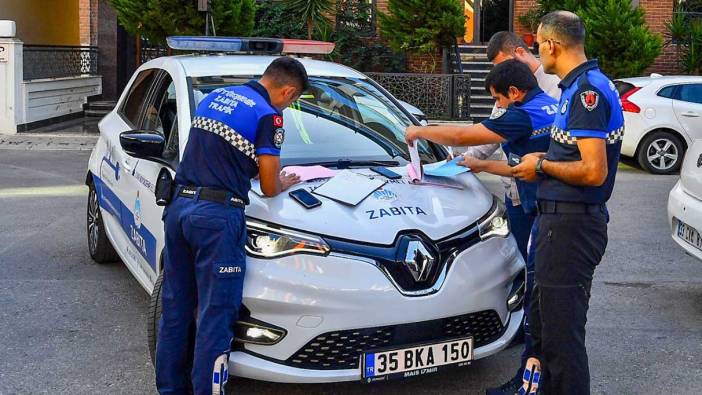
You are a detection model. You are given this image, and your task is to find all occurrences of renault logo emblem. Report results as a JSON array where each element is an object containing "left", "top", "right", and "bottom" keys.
[
  {"left": 697, "top": 153, "right": 702, "bottom": 168},
  {"left": 403, "top": 240, "right": 435, "bottom": 282}
]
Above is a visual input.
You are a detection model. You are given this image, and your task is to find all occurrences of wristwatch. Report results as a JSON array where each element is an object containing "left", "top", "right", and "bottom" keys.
[{"left": 536, "top": 157, "right": 546, "bottom": 175}]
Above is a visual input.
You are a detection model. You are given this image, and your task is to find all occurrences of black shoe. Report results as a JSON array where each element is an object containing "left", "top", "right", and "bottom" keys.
[{"left": 485, "top": 375, "right": 522, "bottom": 395}]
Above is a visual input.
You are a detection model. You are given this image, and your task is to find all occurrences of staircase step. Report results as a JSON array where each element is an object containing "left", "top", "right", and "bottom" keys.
[
  {"left": 458, "top": 45, "right": 488, "bottom": 53},
  {"left": 469, "top": 102, "right": 496, "bottom": 109},
  {"left": 460, "top": 61, "right": 492, "bottom": 70},
  {"left": 463, "top": 70, "right": 490, "bottom": 79},
  {"left": 85, "top": 100, "right": 116, "bottom": 111}
]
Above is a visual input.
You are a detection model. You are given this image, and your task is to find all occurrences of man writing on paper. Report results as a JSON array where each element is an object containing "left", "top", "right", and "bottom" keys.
[{"left": 156, "top": 57, "right": 306, "bottom": 395}]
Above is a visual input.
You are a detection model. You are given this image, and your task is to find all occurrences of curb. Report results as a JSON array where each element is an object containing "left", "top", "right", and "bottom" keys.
[{"left": 0, "top": 134, "right": 98, "bottom": 151}]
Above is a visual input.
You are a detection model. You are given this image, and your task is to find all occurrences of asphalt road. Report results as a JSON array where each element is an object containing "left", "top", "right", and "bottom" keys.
[{"left": 0, "top": 149, "right": 700, "bottom": 394}]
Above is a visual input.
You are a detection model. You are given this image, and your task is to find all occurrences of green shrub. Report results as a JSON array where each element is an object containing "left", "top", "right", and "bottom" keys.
[
  {"left": 578, "top": 0, "right": 662, "bottom": 78},
  {"left": 110, "top": 0, "right": 255, "bottom": 45},
  {"left": 332, "top": 0, "right": 405, "bottom": 72},
  {"left": 252, "top": 1, "right": 308, "bottom": 38},
  {"left": 536, "top": 0, "right": 662, "bottom": 78},
  {"left": 378, "top": 0, "right": 464, "bottom": 55}
]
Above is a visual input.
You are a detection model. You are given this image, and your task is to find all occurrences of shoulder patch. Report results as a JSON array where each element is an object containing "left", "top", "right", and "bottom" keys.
[
  {"left": 273, "top": 128, "right": 285, "bottom": 149},
  {"left": 490, "top": 108, "right": 507, "bottom": 120},
  {"left": 273, "top": 115, "right": 283, "bottom": 128},
  {"left": 561, "top": 99, "right": 569, "bottom": 114},
  {"left": 580, "top": 90, "right": 599, "bottom": 111}
]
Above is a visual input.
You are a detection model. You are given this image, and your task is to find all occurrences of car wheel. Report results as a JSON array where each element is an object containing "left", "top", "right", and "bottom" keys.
[
  {"left": 147, "top": 269, "right": 196, "bottom": 366},
  {"left": 147, "top": 270, "right": 164, "bottom": 364},
  {"left": 637, "top": 131, "right": 685, "bottom": 174},
  {"left": 87, "top": 182, "right": 119, "bottom": 263}
]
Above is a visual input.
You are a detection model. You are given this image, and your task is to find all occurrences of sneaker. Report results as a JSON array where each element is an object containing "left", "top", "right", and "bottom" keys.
[{"left": 485, "top": 375, "right": 522, "bottom": 395}]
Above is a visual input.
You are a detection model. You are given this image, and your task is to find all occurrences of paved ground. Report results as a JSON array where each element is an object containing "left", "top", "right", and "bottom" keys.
[{"left": 0, "top": 146, "right": 701, "bottom": 394}]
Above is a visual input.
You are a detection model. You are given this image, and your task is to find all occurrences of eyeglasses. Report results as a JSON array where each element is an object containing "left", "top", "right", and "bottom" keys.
[{"left": 533, "top": 38, "right": 561, "bottom": 53}]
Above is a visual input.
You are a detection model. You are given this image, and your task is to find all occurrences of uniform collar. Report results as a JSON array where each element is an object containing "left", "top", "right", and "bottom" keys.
[
  {"left": 513, "top": 87, "right": 544, "bottom": 107},
  {"left": 559, "top": 59, "right": 599, "bottom": 89},
  {"left": 244, "top": 80, "right": 273, "bottom": 105}
]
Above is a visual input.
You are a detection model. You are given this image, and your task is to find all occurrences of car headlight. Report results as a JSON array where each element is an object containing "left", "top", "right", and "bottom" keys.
[
  {"left": 245, "top": 220, "right": 330, "bottom": 258},
  {"left": 235, "top": 320, "right": 286, "bottom": 345},
  {"left": 478, "top": 197, "right": 510, "bottom": 240}
]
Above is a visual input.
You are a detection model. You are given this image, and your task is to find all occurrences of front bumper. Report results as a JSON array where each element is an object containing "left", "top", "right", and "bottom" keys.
[
  {"left": 230, "top": 308, "right": 522, "bottom": 383},
  {"left": 668, "top": 180, "right": 702, "bottom": 262},
  {"left": 229, "top": 234, "right": 525, "bottom": 383}
]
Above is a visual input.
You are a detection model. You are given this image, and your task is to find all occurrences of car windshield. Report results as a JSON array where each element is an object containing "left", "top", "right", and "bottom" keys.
[{"left": 190, "top": 75, "right": 443, "bottom": 166}]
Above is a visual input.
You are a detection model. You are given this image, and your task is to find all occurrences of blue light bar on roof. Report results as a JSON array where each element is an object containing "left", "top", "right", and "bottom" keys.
[{"left": 166, "top": 36, "right": 335, "bottom": 55}]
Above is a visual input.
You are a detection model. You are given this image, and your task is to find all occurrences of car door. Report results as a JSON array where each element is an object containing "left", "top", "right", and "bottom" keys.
[
  {"left": 672, "top": 83, "right": 702, "bottom": 142},
  {"left": 121, "top": 69, "right": 184, "bottom": 288},
  {"left": 95, "top": 68, "right": 158, "bottom": 276}
]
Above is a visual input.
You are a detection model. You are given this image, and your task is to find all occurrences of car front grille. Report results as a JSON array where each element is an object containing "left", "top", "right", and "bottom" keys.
[{"left": 285, "top": 309, "right": 504, "bottom": 370}]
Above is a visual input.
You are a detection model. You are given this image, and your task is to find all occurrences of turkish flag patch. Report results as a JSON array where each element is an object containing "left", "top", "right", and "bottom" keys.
[
  {"left": 580, "top": 90, "right": 599, "bottom": 111},
  {"left": 273, "top": 115, "right": 283, "bottom": 127}
]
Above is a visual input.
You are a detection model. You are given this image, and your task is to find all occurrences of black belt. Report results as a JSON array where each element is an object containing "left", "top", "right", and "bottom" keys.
[
  {"left": 177, "top": 186, "right": 245, "bottom": 209},
  {"left": 537, "top": 200, "right": 605, "bottom": 215}
]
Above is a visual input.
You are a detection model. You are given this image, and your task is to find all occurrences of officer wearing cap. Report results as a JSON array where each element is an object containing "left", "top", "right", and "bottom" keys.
[
  {"left": 155, "top": 57, "right": 307, "bottom": 395},
  {"left": 405, "top": 58, "right": 556, "bottom": 219},
  {"left": 512, "top": 11, "right": 624, "bottom": 394}
]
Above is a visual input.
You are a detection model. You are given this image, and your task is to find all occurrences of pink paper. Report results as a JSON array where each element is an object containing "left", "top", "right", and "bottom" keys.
[
  {"left": 283, "top": 165, "right": 337, "bottom": 182},
  {"left": 406, "top": 164, "right": 420, "bottom": 182}
]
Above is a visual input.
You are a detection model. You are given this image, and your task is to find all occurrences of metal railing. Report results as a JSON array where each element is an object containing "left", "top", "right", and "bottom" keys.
[
  {"left": 367, "top": 73, "right": 472, "bottom": 121},
  {"left": 23, "top": 45, "right": 99, "bottom": 80},
  {"left": 141, "top": 44, "right": 169, "bottom": 65}
]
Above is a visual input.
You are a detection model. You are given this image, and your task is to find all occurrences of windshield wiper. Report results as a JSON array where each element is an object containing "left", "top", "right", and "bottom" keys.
[{"left": 298, "top": 159, "right": 401, "bottom": 169}]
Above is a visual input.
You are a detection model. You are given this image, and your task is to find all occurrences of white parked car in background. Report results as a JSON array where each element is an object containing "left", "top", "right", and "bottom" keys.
[
  {"left": 615, "top": 75, "right": 702, "bottom": 174},
  {"left": 668, "top": 139, "right": 702, "bottom": 262},
  {"left": 85, "top": 37, "right": 524, "bottom": 384}
]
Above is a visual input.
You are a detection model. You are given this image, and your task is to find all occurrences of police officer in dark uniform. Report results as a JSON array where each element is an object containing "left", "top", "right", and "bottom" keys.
[
  {"left": 155, "top": 57, "right": 308, "bottom": 395},
  {"left": 405, "top": 60, "right": 556, "bottom": 172},
  {"left": 512, "top": 11, "right": 624, "bottom": 394},
  {"left": 405, "top": 60, "right": 557, "bottom": 395}
]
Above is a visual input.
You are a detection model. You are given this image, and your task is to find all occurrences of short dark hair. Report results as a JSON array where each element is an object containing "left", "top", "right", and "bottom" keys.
[
  {"left": 263, "top": 57, "right": 310, "bottom": 92},
  {"left": 487, "top": 31, "right": 529, "bottom": 62},
  {"left": 540, "top": 11, "right": 586, "bottom": 47},
  {"left": 484, "top": 59, "right": 538, "bottom": 96}
]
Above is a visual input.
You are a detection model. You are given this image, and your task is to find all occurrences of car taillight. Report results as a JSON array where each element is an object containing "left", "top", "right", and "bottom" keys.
[{"left": 620, "top": 86, "right": 642, "bottom": 113}]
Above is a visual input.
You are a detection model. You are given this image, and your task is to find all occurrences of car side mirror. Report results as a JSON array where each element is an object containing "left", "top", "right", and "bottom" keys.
[{"left": 120, "top": 130, "right": 165, "bottom": 160}]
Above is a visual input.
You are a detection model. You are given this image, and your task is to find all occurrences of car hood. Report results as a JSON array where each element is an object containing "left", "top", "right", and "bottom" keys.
[{"left": 246, "top": 167, "right": 494, "bottom": 244}]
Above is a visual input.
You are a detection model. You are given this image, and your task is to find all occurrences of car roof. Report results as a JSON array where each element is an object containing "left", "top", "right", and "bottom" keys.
[
  {"left": 616, "top": 75, "right": 702, "bottom": 87},
  {"left": 163, "top": 54, "right": 368, "bottom": 79}
]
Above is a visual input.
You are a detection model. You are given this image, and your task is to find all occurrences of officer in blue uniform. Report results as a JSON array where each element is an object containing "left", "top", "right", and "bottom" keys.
[
  {"left": 155, "top": 57, "right": 308, "bottom": 395},
  {"left": 513, "top": 11, "right": 624, "bottom": 394},
  {"left": 405, "top": 60, "right": 557, "bottom": 394}
]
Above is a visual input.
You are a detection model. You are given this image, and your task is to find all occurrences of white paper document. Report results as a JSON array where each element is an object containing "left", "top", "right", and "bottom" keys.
[
  {"left": 409, "top": 143, "right": 423, "bottom": 180},
  {"left": 313, "top": 170, "right": 386, "bottom": 206}
]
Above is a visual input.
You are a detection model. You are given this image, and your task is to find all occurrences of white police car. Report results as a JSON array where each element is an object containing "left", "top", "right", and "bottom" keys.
[{"left": 85, "top": 37, "right": 525, "bottom": 383}]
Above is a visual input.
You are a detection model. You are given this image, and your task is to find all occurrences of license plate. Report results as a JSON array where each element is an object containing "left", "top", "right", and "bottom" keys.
[
  {"left": 361, "top": 337, "right": 473, "bottom": 382},
  {"left": 677, "top": 218, "right": 702, "bottom": 251}
]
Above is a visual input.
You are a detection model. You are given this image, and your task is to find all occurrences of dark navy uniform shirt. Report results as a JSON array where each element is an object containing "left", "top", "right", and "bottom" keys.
[
  {"left": 482, "top": 88, "right": 558, "bottom": 213},
  {"left": 175, "top": 80, "right": 285, "bottom": 204},
  {"left": 537, "top": 60, "right": 624, "bottom": 204}
]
